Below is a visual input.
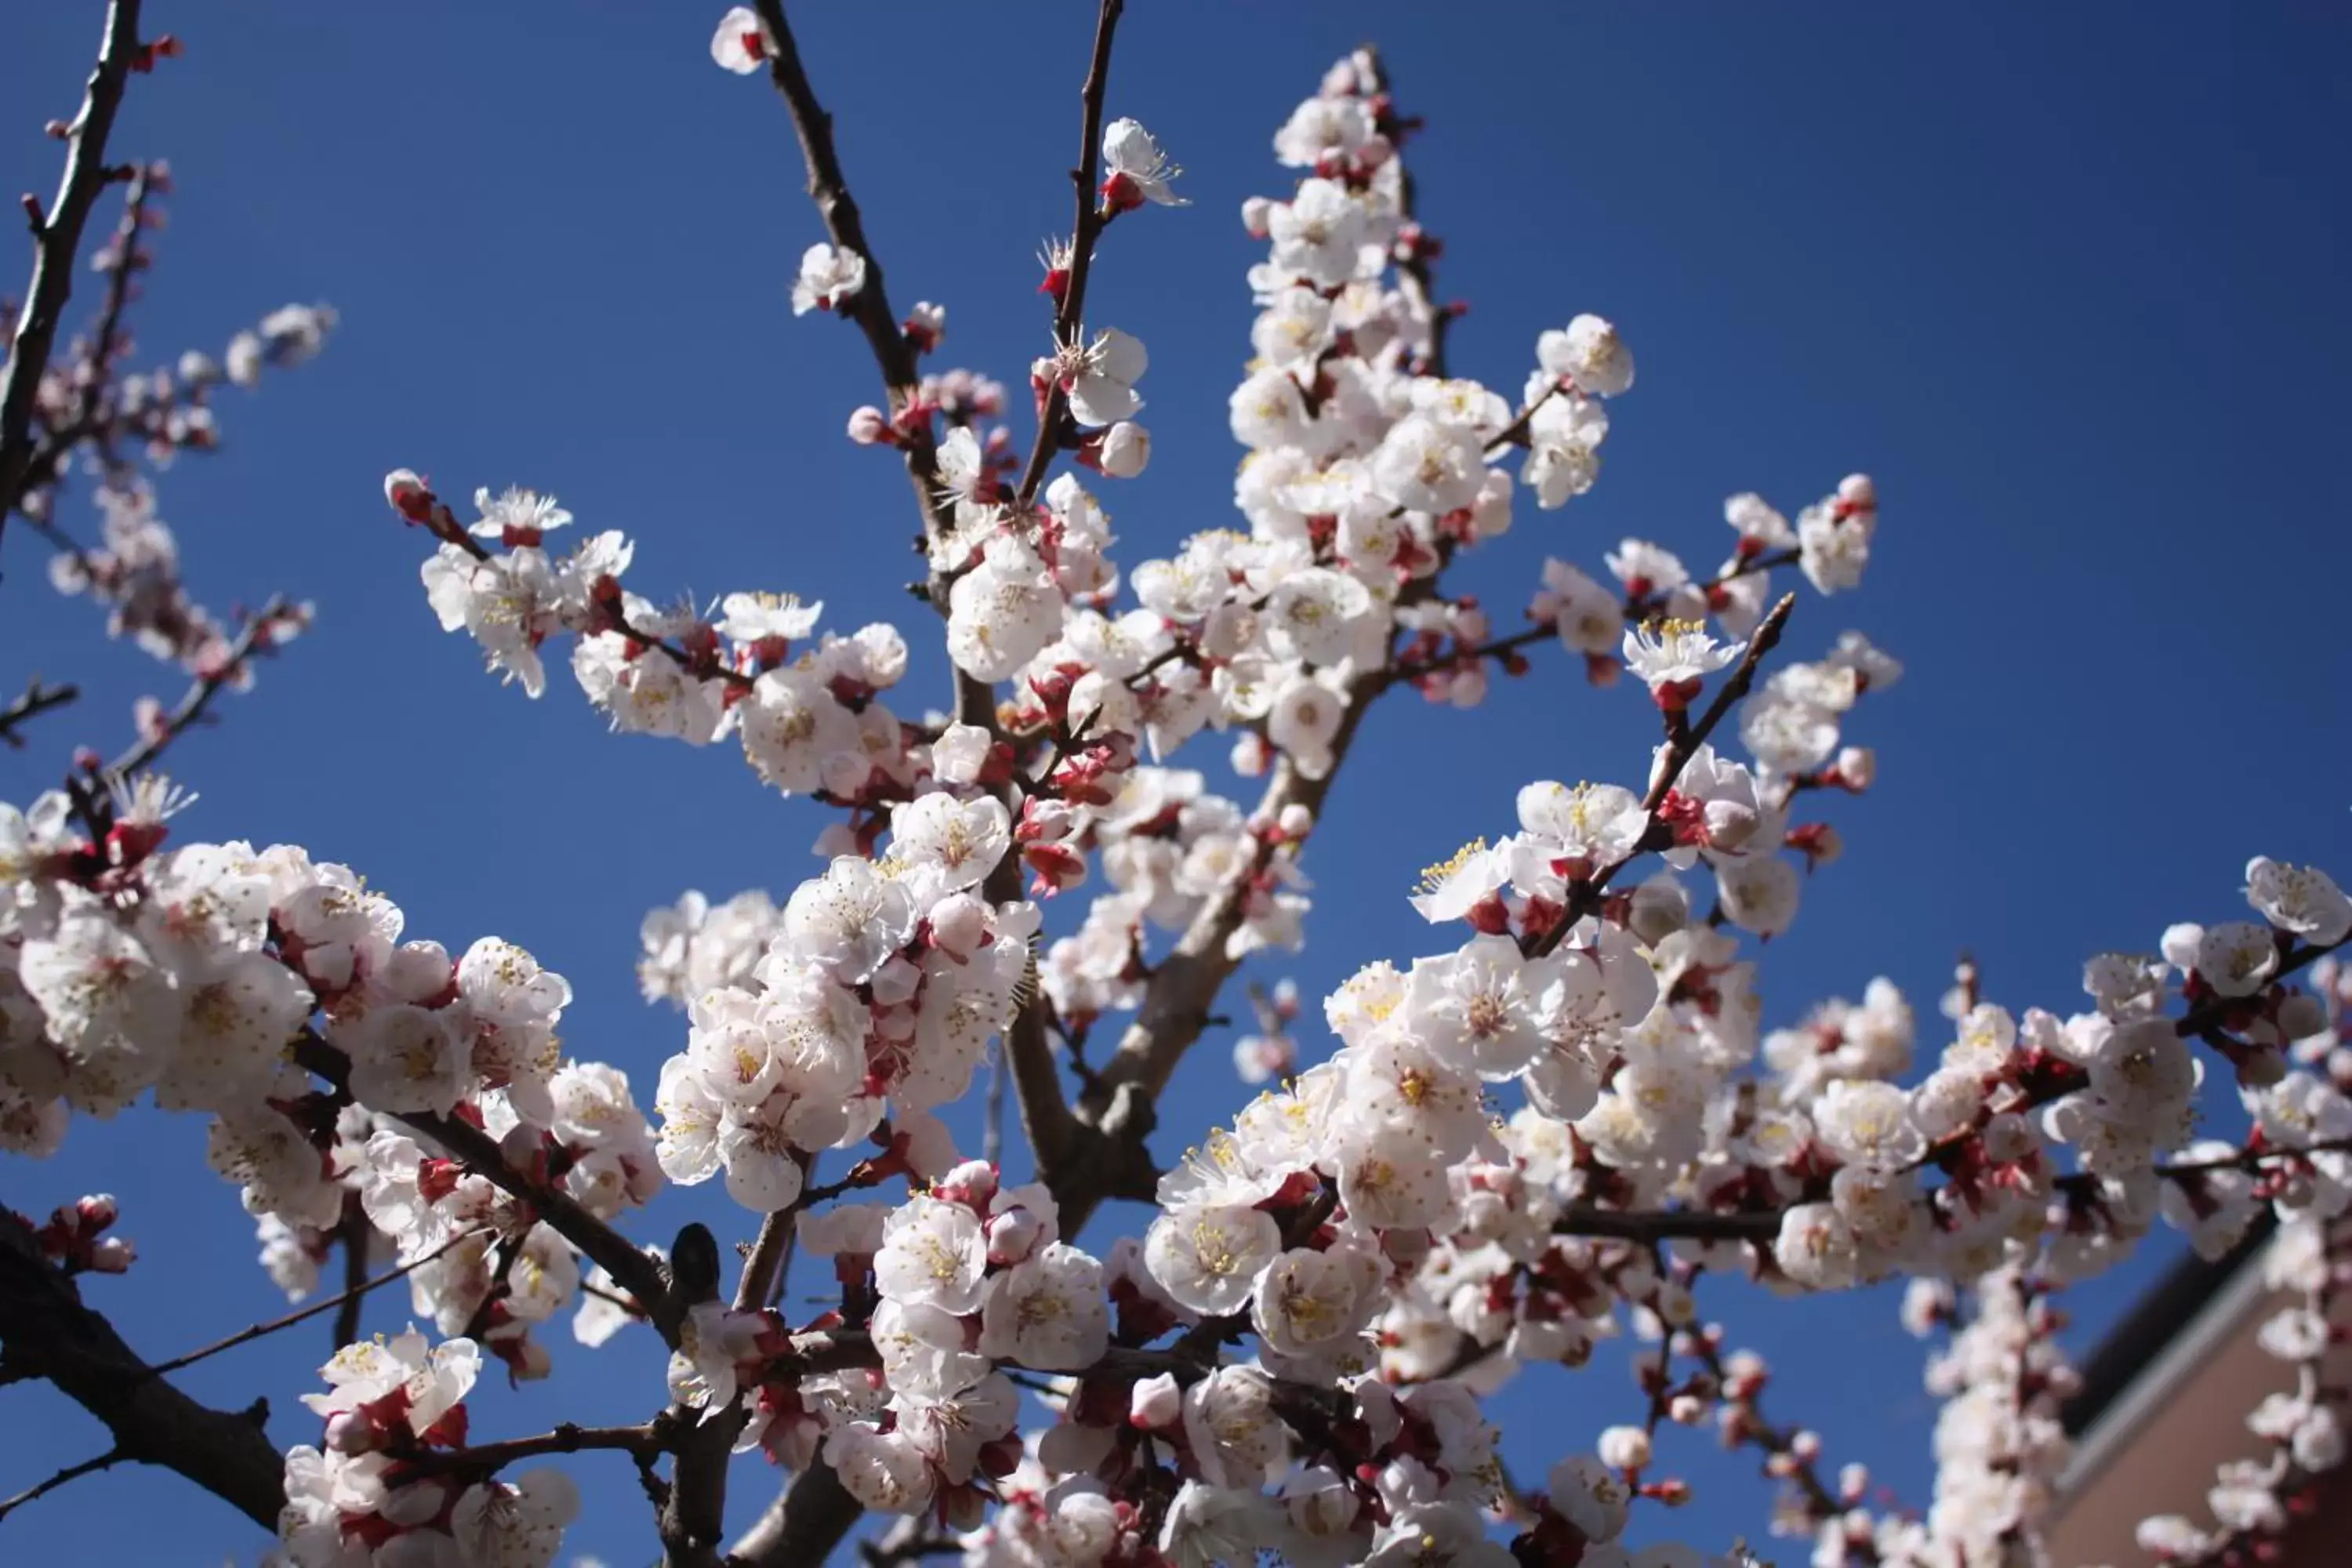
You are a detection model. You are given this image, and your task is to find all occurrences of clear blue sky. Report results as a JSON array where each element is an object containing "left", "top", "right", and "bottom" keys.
[{"left": 4, "top": 2, "right": 2349, "bottom": 1562}]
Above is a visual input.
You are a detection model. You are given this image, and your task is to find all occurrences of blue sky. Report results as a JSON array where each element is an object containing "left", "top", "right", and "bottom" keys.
[{"left": 4, "top": 2, "right": 2350, "bottom": 1562}]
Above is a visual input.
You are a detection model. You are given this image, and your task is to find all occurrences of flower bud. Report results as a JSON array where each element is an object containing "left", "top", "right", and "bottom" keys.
[
  {"left": 935, "top": 1159, "right": 999, "bottom": 1213},
  {"left": 89, "top": 1236, "right": 135, "bottom": 1274},
  {"left": 846, "top": 405, "right": 895, "bottom": 445},
  {"left": 383, "top": 468, "right": 437, "bottom": 524},
  {"left": 1596, "top": 1425, "right": 1651, "bottom": 1471},
  {"left": 1129, "top": 1371, "right": 1182, "bottom": 1429},
  {"left": 927, "top": 892, "right": 989, "bottom": 960},
  {"left": 325, "top": 1410, "right": 381, "bottom": 1455},
  {"left": 986, "top": 1207, "right": 1044, "bottom": 1267},
  {"left": 1092, "top": 421, "right": 1150, "bottom": 478}
]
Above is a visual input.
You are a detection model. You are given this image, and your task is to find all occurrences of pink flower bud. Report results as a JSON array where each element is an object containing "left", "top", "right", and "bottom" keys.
[
  {"left": 1091, "top": 420, "right": 1150, "bottom": 478},
  {"left": 927, "top": 892, "right": 989, "bottom": 960},
  {"left": 1130, "top": 1371, "right": 1182, "bottom": 1429},
  {"left": 847, "top": 405, "right": 895, "bottom": 445},
  {"left": 1835, "top": 746, "right": 1876, "bottom": 790},
  {"left": 76, "top": 1193, "right": 118, "bottom": 1230},
  {"left": 383, "top": 468, "right": 437, "bottom": 524},
  {"left": 325, "top": 1410, "right": 381, "bottom": 1455},
  {"left": 1240, "top": 196, "right": 1273, "bottom": 238},
  {"left": 935, "top": 1159, "right": 999, "bottom": 1214},
  {"left": 985, "top": 1207, "right": 1044, "bottom": 1267}
]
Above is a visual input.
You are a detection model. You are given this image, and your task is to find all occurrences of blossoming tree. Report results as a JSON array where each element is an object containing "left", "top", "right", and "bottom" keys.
[{"left": 3, "top": 5, "right": 2347, "bottom": 1567}]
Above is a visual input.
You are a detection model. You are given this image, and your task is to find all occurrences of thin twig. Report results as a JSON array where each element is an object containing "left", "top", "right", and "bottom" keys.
[
  {"left": 100, "top": 594, "right": 294, "bottom": 786},
  {"left": 0, "top": 1446, "right": 125, "bottom": 1523},
  {"left": 0, "top": 677, "right": 78, "bottom": 747},
  {"left": 0, "top": 0, "right": 145, "bottom": 533},
  {"left": 1010, "top": 0, "right": 1126, "bottom": 510},
  {"left": 1525, "top": 592, "right": 1797, "bottom": 960},
  {"left": 461, "top": 1235, "right": 522, "bottom": 1341},
  {"left": 332, "top": 1202, "right": 371, "bottom": 1350},
  {"left": 291, "top": 1033, "right": 677, "bottom": 1344},
  {"left": 389, "top": 1420, "right": 670, "bottom": 1479},
  {"left": 147, "top": 1228, "right": 484, "bottom": 1379}
]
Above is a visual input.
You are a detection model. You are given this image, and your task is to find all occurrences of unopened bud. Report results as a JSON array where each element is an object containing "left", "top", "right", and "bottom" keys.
[
  {"left": 1833, "top": 746, "right": 1876, "bottom": 790},
  {"left": 89, "top": 1236, "right": 135, "bottom": 1274},
  {"left": 927, "top": 892, "right": 989, "bottom": 960},
  {"left": 1130, "top": 1371, "right": 1182, "bottom": 1429},
  {"left": 383, "top": 468, "right": 437, "bottom": 524},
  {"left": 985, "top": 1207, "right": 1044, "bottom": 1267},
  {"left": 847, "top": 405, "right": 895, "bottom": 445},
  {"left": 1090, "top": 419, "right": 1150, "bottom": 478},
  {"left": 1596, "top": 1425, "right": 1651, "bottom": 1471}
]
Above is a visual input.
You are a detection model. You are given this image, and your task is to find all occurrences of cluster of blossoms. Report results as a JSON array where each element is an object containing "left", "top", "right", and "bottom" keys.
[
  {"left": 46, "top": 475, "right": 316, "bottom": 684},
  {"left": 0, "top": 778, "right": 662, "bottom": 1376},
  {"left": 12, "top": 1189, "right": 134, "bottom": 1275},
  {"left": 637, "top": 887, "right": 785, "bottom": 1007},
  {"left": 13, "top": 167, "right": 337, "bottom": 531},
  {"left": 276, "top": 1327, "right": 578, "bottom": 1568},
  {"left": 11, "top": 11, "right": 2350, "bottom": 1568},
  {"left": 1893, "top": 1269, "right": 2075, "bottom": 1565},
  {"left": 649, "top": 802, "right": 1034, "bottom": 1211},
  {"left": 2134, "top": 1216, "right": 2351, "bottom": 1563}
]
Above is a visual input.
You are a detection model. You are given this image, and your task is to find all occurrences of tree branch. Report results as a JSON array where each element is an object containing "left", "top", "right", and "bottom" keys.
[
  {"left": 750, "top": 0, "right": 952, "bottom": 557},
  {"left": 0, "top": 1445, "right": 127, "bottom": 1524},
  {"left": 290, "top": 1034, "right": 678, "bottom": 1345},
  {"left": 332, "top": 1200, "right": 371, "bottom": 1350},
  {"left": 0, "top": 0, "right": 144, "bottom": 535},
  {"left": 1525, "top": 592, "right": 1797, "bottom": 960},
  {"left": 390, "top": 1420, "right": 670, "bottom": 1479},
  {"left": 1010, "top": 0, "right": 1125, "bottom": 510},
  {"left": 147, "top": 1227, "right": 483, "bottom": 1380},
  {"left": 0, "top": 677, "right": 77, "bottom": 748},
  {"left": 99, "top": 594, "right": 298, "bottom": 788},
  {"left": 0, "top": 1207, "right": 284, "bottom": 1530}
]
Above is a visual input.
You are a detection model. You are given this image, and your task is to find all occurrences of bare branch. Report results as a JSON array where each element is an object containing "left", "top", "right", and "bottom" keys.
[
  {"left": 0, "top": 1205, "right": 284, "bottom": 1530},
  {"left": 0, "top": 1446, "right": 126, "bottom": 1524},
  {"left": 0, "top": 676, "right": 77, "bottom": 748},
  {"left": 147, "top": 1227, "right": 484, "bottom": 1380},
  {"left": 331, "top": 1200, "right": 370, "bottom": 1351},
  {"left": 750, "top": 0, "right": 952, "bottom": 557},
  {"left": 0, "top": 0, "right": 145, "bottom": 534},
  {"left": 1010, "top": 0, "right": 1126, "bottom": 510},
  {"left": 390, "top": 1421, "right": 670, "bottom": 1479}
]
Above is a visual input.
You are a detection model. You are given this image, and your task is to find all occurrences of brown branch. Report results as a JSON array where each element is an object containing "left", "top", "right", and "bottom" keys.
[
  {"left": 332, "top": 1200, "right": 370, "bottom": 1350},
  {"left": 0, "top": 1205, "right": 284, "bottom": 1530},
  {"left": 1525, "top": 592, "right": 1797, "bottom": 960},
  {"left": 0, "top": 0, "right": 145, "bottom": 535},
  {"left": 147, "top": 1227, "right": 483, "bottom": 1380},
  {"left": 99, "top": 593, "right": 296, "bottom": 787},
  {"left": 0, "top": 677, "right": 77, "bottom": 748},
  {"left": 0, "top": 1445, "right": 126, "bottom": 1523},
  {"left": 750, "top": 0, "right": 951, "bottom": 555},
  {"left": 390, "top": 1420, "right": 670, "bottom": 1479},
  {"left": 291, "top": 1034, "right": 677, "bottom": 1345},
  {"left": 1688, "top": 1334, "right": 1850, "bottom": 1530},
  {"left": 1010, "top": 0, "right": 1126, "bottom": 510},
  {"left": 460, "top": 1233, "right": 522, "bottom": 1342}
]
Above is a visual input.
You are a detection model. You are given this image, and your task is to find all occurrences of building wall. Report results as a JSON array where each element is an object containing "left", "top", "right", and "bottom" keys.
[{"left": 2045, "top": 1243, "right": 2350, "bottom": 1566}]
